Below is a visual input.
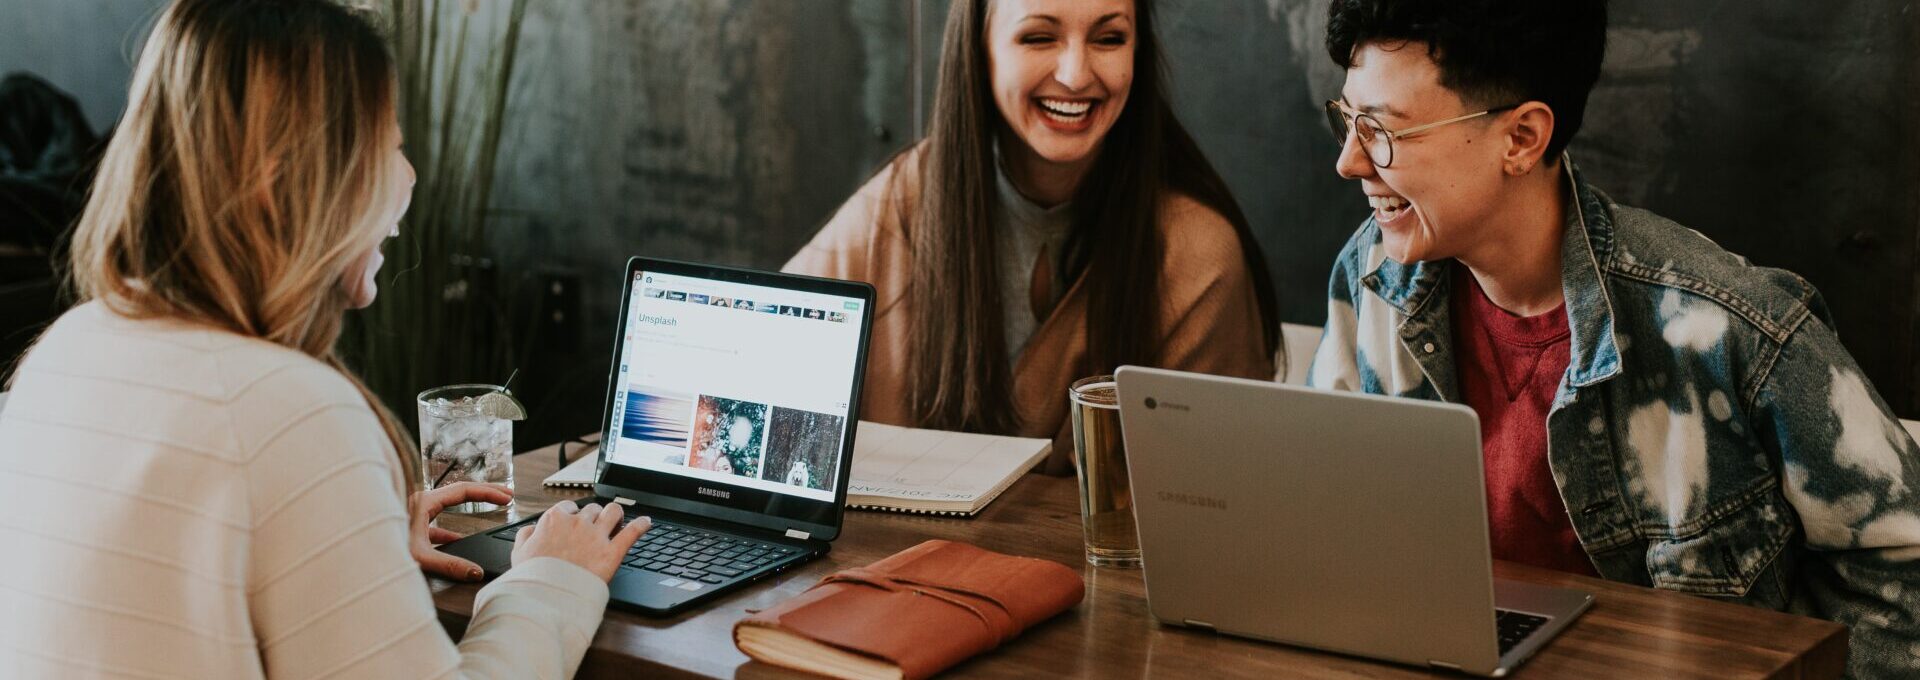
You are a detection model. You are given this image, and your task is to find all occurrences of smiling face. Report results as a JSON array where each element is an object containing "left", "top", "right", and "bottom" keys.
[
  {"left": 986, "top": 0, "right": 1135, "bottom": 173},
  {"left": 341, "top": 113, "right": 415, "bottom": 309},
  {"left": 1335, "top": 41, "right": 1511, "bottom": 264}
]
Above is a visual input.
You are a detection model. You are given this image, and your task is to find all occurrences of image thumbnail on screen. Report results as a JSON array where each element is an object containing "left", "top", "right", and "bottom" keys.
[
  {"left": 761, "top": 407, "right": 844, "bottom": 491},
  {"left": 620, "top": 388, "right": 695, "bottom": 466},
  {"left": 688, "top": 395, "right": 767, "bottom": 478}
]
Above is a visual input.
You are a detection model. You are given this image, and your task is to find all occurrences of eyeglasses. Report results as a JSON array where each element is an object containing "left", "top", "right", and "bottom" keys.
[{"left": 1324, "top": 99, "right": 1519, "bottom": 168}]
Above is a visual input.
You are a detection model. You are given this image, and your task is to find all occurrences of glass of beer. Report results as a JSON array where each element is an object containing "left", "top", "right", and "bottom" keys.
[{"left": 1070, "top": 375, "right": 1140, "bottom": 568}]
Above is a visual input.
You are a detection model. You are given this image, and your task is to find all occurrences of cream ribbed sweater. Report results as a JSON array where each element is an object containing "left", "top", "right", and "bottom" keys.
[{"left": 0, "top": 302, "right": 608, "bottom": 679}]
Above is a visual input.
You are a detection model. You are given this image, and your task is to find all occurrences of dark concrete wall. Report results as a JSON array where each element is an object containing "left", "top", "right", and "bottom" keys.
[
  {"left": 0, "top": 0, "right": 161, "bottom": 134},
  {"left": 483, "top": 1, "right": 915, "bottom": 442},
  {"left": 1571, "top": 3, "right": 1920, "bottom": 424},
  {"left": 3, "top": 0, "right": 1915, "bottom": 443}
]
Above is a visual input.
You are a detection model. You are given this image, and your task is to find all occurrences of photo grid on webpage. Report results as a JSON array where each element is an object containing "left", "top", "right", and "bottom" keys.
[{"left": 607, "top": 271, "right": 863, "bottom": 502}]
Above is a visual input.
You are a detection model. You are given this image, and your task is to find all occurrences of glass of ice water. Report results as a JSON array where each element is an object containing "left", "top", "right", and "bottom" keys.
[{"left": 417, "top": 384, "right": 516, "bottom": 513}]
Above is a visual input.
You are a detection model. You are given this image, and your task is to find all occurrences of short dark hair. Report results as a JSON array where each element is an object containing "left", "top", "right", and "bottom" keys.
[{"left": 1325, "top": 0, "right": 1608, "bottom": 160}]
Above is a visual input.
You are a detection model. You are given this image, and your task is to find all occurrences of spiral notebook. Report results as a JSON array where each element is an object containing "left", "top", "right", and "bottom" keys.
[
  {"left": 846, "top": 421, "right": 1051, "bottom": 517},
  {"left": 545, "top": 426, "right": 1048, "bottom": 515}
]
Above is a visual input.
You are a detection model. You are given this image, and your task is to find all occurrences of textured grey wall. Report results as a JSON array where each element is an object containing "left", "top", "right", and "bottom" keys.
[
  {"left": 1568, "top": 4, "right": 1920, "bottom": 426},
  {"left": 0, "top": 0, "right": 163, "bottom": 133},
  {"left": 2, "top": 0, "right": 1915, "bottom": 440},
  {"left": 484, "top": 0, "right": 916, "bottom": 439},
  {"left": 401, "top": 0, "right": 1920, "bottom": 430}
]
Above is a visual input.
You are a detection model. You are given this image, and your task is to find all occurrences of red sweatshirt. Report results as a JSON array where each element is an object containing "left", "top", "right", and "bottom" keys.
[{"left": 1450, "top": 266, "right": 1598, "bottom": 576}]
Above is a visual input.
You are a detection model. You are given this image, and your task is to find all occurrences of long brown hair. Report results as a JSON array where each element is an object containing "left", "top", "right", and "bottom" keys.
[
  {"left": 902, "top": 0, "right": 1279, "bottom": 433},
  {"left": 63, "top": 0, "right": 420, "bottom": 492}
]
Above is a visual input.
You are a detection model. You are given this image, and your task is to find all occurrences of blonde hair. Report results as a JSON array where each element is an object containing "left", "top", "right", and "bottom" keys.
[{"left": 67, "top": 0, "right": 420, "bottom": 493}]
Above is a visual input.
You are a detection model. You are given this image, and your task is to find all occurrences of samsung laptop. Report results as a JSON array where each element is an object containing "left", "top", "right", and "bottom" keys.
[
  {"left": 440, "top": 257, "right": 875, "bottom": 615},
  {"left": 1115, "top": 366, "right": 1592, "bottom": 676}
]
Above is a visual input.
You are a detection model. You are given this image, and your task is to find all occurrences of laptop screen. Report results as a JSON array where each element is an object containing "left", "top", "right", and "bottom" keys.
[{"left": 603, "top": 269, "right": 865, "bottom": 504}]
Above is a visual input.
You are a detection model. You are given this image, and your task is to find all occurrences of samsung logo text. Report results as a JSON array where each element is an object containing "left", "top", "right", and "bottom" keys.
[{"left": 1158, "top": 491, "right": 1227, "bottom": 510}]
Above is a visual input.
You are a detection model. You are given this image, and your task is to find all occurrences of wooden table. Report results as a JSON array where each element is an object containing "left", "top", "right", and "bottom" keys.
[{"left": 430, "top": 440, "right": 1848, "bottom": 679}]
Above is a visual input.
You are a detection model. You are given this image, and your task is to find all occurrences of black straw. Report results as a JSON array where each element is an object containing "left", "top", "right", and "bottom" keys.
[{"left": 431, "top": 456, "right": 460, "bottom": 489}]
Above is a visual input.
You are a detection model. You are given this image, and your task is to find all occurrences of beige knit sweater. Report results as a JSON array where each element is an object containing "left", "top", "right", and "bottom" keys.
[{"left": 0, "top": 302, "right": 608, "bottom": 679}]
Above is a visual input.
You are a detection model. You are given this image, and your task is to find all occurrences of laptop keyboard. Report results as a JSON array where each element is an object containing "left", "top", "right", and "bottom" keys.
[
  {"left": 615, "top": 517, "right": 797, "bottom": 585},
  {"left": 486, "top": 513, "right": 801, "bottom": 586},
  {"left": 1495, "top": 609, "right": 1551, "bottom": 654}
]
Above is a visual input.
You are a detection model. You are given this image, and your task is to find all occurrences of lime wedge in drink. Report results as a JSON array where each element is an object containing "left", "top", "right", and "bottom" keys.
[{"left": 475, "top": 390, "right": 527, "bottom": 421}]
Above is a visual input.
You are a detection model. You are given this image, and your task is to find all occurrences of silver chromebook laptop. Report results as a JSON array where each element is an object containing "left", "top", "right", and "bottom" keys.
[{"left": 1115, "top": 366, "right": 1593, "bottom": 677}]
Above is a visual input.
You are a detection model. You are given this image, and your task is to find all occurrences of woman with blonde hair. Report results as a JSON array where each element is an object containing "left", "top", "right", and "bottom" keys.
[{"left": 0, "top": 0, "right": 647, "bottom": 676}]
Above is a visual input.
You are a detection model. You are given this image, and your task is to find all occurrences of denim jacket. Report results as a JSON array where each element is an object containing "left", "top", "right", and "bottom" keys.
[{"left": 1308, "top": 163, "right": 1920, "bottom": 678}]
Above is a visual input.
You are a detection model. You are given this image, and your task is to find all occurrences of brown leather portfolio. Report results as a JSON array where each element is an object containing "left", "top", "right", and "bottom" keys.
[{"left": 733, "top": 539, "right": 1085, "bottom": 680}]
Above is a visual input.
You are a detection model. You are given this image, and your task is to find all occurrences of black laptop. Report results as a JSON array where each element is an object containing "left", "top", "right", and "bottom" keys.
[{"left": 439, "top": 256, "right": 875, "bottom": 615}]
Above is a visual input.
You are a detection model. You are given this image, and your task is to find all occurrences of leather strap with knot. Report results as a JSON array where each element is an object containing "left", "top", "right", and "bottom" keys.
[{"left": 812, "top": 568, "right": 1019, "bottom": 646}]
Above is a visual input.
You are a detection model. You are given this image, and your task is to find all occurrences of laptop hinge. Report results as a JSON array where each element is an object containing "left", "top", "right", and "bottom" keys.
[
  {"left": 784, "top": 528, "right": 811, "bottom": 540},
  {"left": 1428, "top": 660, "right": 1463, "bottom": 672},
  {"left": 1182, "top": 619, "right": 1216, "bottom": 632},
  {"left": 612, "top": 496, "right": 637, "bottom": 506}
]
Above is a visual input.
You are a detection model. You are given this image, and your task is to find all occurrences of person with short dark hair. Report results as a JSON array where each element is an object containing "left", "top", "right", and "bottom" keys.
[{"left": 1307, "top": 1, "right": 1919, "bottom": 676}]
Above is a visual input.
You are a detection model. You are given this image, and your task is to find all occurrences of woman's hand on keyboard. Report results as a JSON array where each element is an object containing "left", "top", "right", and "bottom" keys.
[{"left": 512, "top": 500, "right": 653, "bottom": 581}]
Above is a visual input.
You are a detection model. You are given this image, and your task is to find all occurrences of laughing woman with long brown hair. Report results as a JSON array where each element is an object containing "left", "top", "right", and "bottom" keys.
[
  {"left": 0, "top": 1, "right": 648, "bottom": 676},
  {"left": 786, "top": 0, "right": 1279, "bottom": 471}
]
